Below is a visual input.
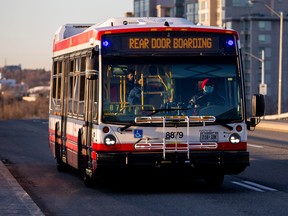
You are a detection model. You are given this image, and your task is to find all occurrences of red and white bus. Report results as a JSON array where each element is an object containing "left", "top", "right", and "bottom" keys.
[{"left": 49, "top": 17, "right": 264, "bottom": 187}]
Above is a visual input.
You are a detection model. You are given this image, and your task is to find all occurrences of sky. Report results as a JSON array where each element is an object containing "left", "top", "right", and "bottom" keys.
[{"left": 0, "top": 0, "right": 133, "bottom": 70}]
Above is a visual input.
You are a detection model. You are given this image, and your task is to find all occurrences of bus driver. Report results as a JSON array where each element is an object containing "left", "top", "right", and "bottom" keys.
[{"left": 189, "top": 78, "right": 225, "bottom": 115}]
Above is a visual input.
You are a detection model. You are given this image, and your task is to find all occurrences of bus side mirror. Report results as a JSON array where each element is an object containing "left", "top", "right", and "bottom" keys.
[
  {"left": 252, "top": 94, "right": 265, "bottom": 117},
  {"left": 86, "top": 46, "right": 99, "bottom": 80},
  {"left": 247, "top": 94, "right": 265, "bottom": 130}
]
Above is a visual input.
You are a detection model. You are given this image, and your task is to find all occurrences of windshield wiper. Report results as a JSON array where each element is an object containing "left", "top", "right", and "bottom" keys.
[
  {"left": 118, "top": 121, "right": 135, "bottom": 132},
  {"left": 147, "top": 108, "right": 190, "bottom": 116},
  {"left": 214, "top": 120, "right": 233, "bottom": 130}
]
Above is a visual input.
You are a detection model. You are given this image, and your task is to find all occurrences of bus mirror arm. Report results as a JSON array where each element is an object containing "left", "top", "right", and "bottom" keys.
[
  {"left": 247, "top": 117, "right": 261, "bottom": 130},
  {"left": 86, "top": 45, "right": 99, "bottom": 80},
  {"left": 91, "top": 45, "right": 99, "bottom": 58}
]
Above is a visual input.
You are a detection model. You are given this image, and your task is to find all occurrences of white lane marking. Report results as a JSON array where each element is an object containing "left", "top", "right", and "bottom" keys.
[
  {"left": 232, "top": 181, "right": 265, "bottom": 192},
  {"left": 242, "top": 181, "right": 278, "bottom": 192},
  {"left": 232, "top": 181, "right": 278, "bottom": 192},
  {"left": 248, "top": 143, "right": 263, "bottom": 148}
]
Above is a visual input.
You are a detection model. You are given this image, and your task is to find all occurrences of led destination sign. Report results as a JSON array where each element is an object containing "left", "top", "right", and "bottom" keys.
[
  {"left": 101, "top": 32, "right": 237, "bottom": 55},
  {"left": 128, "top": 37, "right": 213, "bottom": 49}
]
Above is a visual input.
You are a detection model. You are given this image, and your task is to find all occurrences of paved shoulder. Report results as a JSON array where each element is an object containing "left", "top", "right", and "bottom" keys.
[{"left": 0, "top": 161, "right": 44, "bottom": 216}]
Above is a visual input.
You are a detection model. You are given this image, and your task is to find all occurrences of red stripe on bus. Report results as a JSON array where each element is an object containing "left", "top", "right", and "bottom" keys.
[
  {"left": 53, "top": 30, "right": 97, "bottom": 52},
  {"left": 48, "top": 129, "right": 247, "bottom": 152},
  {"left": 91, "top": 142, "right": 247, "bottom": 152},
  {"left": 53, "top": 27, "right": 238, "bottom": 53},
  {"left": 66, "top": 141, "right": 78, "bottom": 152}
]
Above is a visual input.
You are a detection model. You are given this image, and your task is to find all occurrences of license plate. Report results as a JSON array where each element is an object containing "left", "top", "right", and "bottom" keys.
[{"left": 200, "top": 132, "right": 218, "bottom": 142}]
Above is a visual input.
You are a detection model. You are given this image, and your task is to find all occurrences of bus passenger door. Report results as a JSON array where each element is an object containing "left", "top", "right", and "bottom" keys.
[
  {"left": 59, "top": 58, "right": 70, "bottom": 164},
  {"left": 80, "top": 51, "right": 99, "bottom": 182}
]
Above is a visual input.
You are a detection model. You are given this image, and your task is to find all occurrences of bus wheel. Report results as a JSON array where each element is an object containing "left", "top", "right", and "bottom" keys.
[
  {"left": 83, "top": 174, "right": 94, "bottom": 188},
  {"left": 77, "top": 128, "right": 94, "bottom": 187},
  {"left": 55, "top": 122, "right": 67, "bottom": 172},
  {"left": 79, "top": 165, "right": 95, "bottom": 187},
  {"left": 56, "top": 157, "right": 67, "bottom": 172},
  {"left": 204, "top": 172, "right": 224, "bottom": 189},
  {"left": 78, "top": 159, "right": 94, "bottom": 187}
]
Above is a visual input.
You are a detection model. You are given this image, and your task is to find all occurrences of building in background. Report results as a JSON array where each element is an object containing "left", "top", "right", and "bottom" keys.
[
  {"left": 132, "top": 0, "right": 288, "bottom": 116},
  {"left": 125, "top": 12, "right": 134, "bottom": 17},
  {"left": 183, "top": 0, "right": 220, "bottom": 25},
  {"left": 134, "top": 0, "right": 156, "bottom": 16},
  {"left": 221, "top": 0, "right": 288, "bottom": 116},
  {"left": 2, "top": 64, "right": 22, "bottom": 72},
  {"left": 134, "top": 0, "right": 184, "bottom": 17},
  {"left": 184, "top": 0, "right": 199, "bottom": 24},
  {"left": 0, "top": 77, "right": 28, "bottom": 99},
  {"left": 197, "top": 0, "right": 218, "bottom": 26}
]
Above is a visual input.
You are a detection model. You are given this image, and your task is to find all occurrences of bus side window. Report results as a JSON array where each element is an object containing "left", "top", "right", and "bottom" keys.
[
  {"left": 51, "top": 61, "right": 57, "bottom": 110},
  {"left": 71, "top": 57, "right": 84, "bottom": 119},
  {"left": 67, "top": 58, "right": 74, "bottom": 115},
  {"left": 51, "top": 60, "right": 62, "bottom": 112},
  {"left": 78, "top": 74, "right": 85, "bottom": 117},
  {"left": 72, "top": 74, "right": 79, "bottom": 117}
]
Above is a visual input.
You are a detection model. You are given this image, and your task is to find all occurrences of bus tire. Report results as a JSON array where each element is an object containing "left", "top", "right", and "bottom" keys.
[
  {"left": 55, "top": 122, "right": 67, "bottom": 172},
  {"left": 77, "top": 128, "right": 85, "bottom": 179},
  {"left": 77, "top": 128, "right": 94, "bottom": 187},
  {"left": 56, "top": 158, "right": 67, "bottom": 172},
  {"left": 83, "top": 174, "right": 94, "bottom": 188},
  {"left": 204, "top": 172, "right": 224, "bottom": 189}
]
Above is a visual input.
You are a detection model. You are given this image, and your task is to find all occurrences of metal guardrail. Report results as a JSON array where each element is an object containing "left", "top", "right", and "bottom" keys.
[
  {"left": 263, "top": 112, "right": 288, "bottom": 120},
  {"left": 256, "top": 119, "right": 288, "bottom": 132}
]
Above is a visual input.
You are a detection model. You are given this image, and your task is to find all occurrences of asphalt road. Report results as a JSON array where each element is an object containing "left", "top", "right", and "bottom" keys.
[{"left": 0, "top": 119, "right": 288, "bottom": 216}]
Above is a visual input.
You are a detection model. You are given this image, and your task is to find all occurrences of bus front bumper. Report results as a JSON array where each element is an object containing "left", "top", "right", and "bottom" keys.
[{"left": 96, "top": 151, "right": 249, "bottom": 175}]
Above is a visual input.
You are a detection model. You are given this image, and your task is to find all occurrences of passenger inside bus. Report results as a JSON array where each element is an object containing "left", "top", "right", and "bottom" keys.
[
  {"left": 188, "top": 78, "right": 225, "bottom": 115},
  {"left": 127, "top": 76, "right": 142, "bottom": 105},
  {"left": 126, "top": 69, "right": 135, "bottom": 97}
]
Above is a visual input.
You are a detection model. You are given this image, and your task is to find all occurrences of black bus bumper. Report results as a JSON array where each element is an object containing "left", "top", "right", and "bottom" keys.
[{"left": 96, "top": 151, "right": 249, "bottom": 175}]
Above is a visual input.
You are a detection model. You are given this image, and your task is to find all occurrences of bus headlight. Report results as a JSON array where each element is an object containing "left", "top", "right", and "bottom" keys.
[
  {"left": 104, "top": 134, "right": 116, "bottom": 146},
  {"left": 229, "top": 133, "right": 241, "bottom": 144}
]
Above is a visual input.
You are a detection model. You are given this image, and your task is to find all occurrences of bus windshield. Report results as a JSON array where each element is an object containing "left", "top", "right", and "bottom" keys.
[{"left": 102, "top": 55, "right": 243, "bottom": 124}]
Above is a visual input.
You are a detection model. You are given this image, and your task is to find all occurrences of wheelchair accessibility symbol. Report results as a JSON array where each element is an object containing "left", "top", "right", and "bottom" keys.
[{"left": 134, "top": 129, "right": 143, "bottom": 138}]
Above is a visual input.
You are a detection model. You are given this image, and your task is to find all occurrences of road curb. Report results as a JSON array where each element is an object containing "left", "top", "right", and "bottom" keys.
[{"left": 0, "top": 161, "right": 44, "bottom": 216}]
